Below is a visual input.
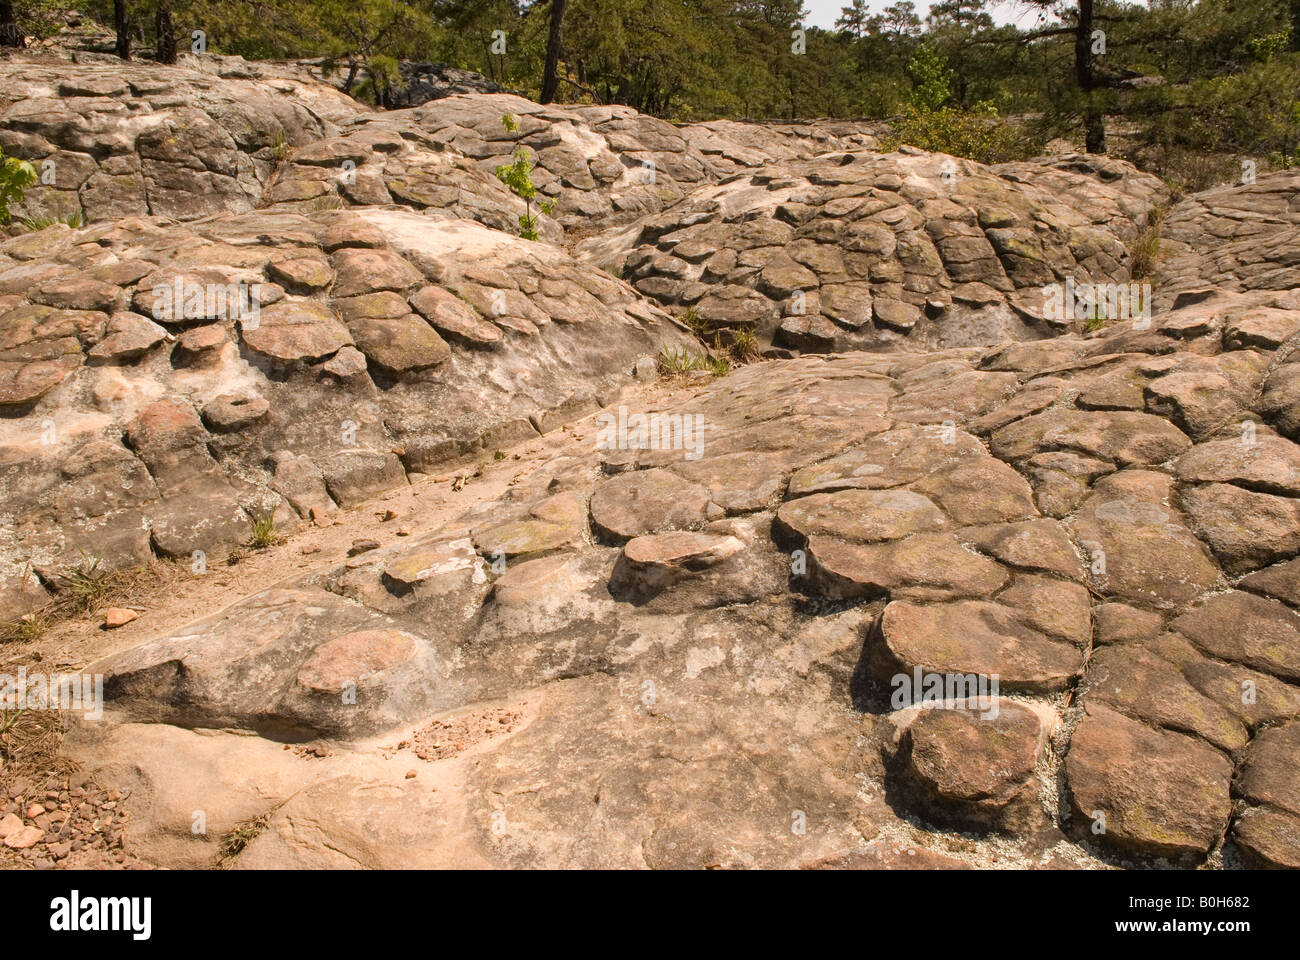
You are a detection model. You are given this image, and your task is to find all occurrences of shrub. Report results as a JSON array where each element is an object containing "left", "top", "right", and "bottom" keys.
[
  {"left": 248, "top": 513, "right": 279, "bottom": 549},
  {"left": 1126, "top": 57, "right": 1300, "bottom": 192},
  {"left": 903, "top": 45, "right": 954, "bottom": 114},
  {"left": 17, "top": 211, "right": 85, "bottom": 232},
  {"left": 356, "top": 54, "right": 401, "bottom": 107},
  {"left": 880, "top": 47, "right": 1041, "bottom": 164},
  {"left": 1128, "top": 207, "right": 1166, "bottom": 281},
  {"left": 656, "top": 347, "right": 729, "bottom": 378},
  {"left": 0, "top": 147, "right": 38, "bottom": 223},
  {"left": 494, "top": 127, "right": 558, "bottom": 241},
  {"left": 880, "top": 101, "right": 1041, "bottom": 164}
]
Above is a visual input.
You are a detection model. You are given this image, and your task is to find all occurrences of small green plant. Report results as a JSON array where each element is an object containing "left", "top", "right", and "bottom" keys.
[
  {"left": 681, "top": 306, "right": 707, "bottom": 337},
  {"left": 308, "top": 194, "right": 345, "bottom": 212},
  {"left": 67, "top": 551, "right": 108, "bottom": 614},
  {"left": 270, "top": 128, "right": 290, "bottom": 162},
  {"left": 495, "top": 116, "right": 557, "bottom": 241},
  {"left": 6, "top": 611, "right": 48, "bottom": 643},
  {"left": 0, "top": 147, "right": 38, "bottom": 223},
  {"left": 657, "top": 347, "right": 698, "bottom": 376},
  {"left": 17, "top": 210, "right": 84, "bottom": 232},
  {"left": 248, "top": 513, "right": 279, "bottom": 550},
  {"left": 728, "top": 326, "right": 760, "bottom": 362},
  {"left": 216, "top": 811, "right": 272, "bottom": 867},
  {"left": 1268, "top": 147, "right": 1300, "bottom": 170},
  {"left": 656, "top": 347, "right": 729, "bottom": 378},
  {"left": 1128, "top": 207, "right": 1166, "bottom": 282}
]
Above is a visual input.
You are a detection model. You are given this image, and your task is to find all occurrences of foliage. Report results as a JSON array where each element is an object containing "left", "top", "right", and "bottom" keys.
[
  {"left": 4, "top": 0, "right": 67, "bottom": 43},
  {"left": 882, "top": 101, "right": 1041, "bottom": 164},
  {"left": 248, "top": 513, "right": 279, "bottom": 549},
  {"left": 1128, "top": 208, "right": 1166, "bottom": 282},
  {"left": 49, "top": 0, "right": 1300, "bottom": 195},
  {"left": 270, "top": 127, "right": 289, "bottom": 162},
  {"left": 355, "top": 53, "right": 401, "bottom": 106},
  {"left": 1124, "top": 52, "right": 1300, "bottom": 188},
  {"left": 881, "top": 49, "right": 1040, "bottom": 164},
  {"left": 0, "top": 147, "right": 38, "bottom": 223},
  {"left": 903, "top": 45, "right": 953, "bottom": 113},
  {"left": 17, "top": 211, "right": 85, "bottom": 232},
  {"left": 66, "top": 551, "right": 109, "bottom": 614},
  {"left": 656, "top": 346, "right": 729, "bottom": 378},
  {"left": 494, "top": 115, "right": 558, "bottom": 240}
]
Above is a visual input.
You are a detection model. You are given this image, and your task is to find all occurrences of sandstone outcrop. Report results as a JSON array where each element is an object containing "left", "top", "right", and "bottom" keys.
[
  {"left": 580, "top": 150, "right": 1166, "bottom": 352},
  {"left": 3, "top": 50, "right": 1298, "bottom": 872},
  {"left": 0, "top": 205, "right": 695, "bottom": 616}
]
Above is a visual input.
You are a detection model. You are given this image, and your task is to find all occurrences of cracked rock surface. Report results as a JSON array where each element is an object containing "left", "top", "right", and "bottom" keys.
[{"left": 3, "top": 52, "right": 1300, "bottom": 870}]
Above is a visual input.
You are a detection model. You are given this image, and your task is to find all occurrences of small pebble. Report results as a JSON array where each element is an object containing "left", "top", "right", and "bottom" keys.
[{"left": 103, "top": 607, "right": 138, "bottom": 629}]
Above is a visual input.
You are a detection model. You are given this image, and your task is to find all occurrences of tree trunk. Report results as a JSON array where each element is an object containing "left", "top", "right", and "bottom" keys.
[
  {"left": 0, "top": 3, "right": 23, "bottom": 48},
  {"left": 155, "top": 0, "right": 177, "bottom": 64},
  {"left": 1074, "top": 0, "right": 1105, "bottom": 153},
  {"left": 540, "top": 0, "right": 567, "bottom": 104},
  {"left": 114, "top": 0, "right": 130, "bottom": 59}
]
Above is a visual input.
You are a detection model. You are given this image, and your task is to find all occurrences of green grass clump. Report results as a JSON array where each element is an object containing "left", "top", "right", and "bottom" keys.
[{"left": 657, "top": 347, "right": 730, "bottom": 378}]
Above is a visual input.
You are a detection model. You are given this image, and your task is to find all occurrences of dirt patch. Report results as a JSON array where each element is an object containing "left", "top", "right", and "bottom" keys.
[
  {"left": 0, "top": 766, "right": 145, "bottom": 870},
  {"left": 396, "top": 706, "right": 526, "bottom": 762}
]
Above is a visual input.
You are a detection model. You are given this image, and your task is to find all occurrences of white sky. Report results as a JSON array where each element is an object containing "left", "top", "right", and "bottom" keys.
[{"left": 800, "top": 1, "right": 1143, "bottom": 30}]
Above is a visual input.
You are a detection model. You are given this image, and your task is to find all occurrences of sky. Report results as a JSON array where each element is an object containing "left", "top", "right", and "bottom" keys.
[{"left": 800, "top": 1, "right": 1087, "bottom": 31}]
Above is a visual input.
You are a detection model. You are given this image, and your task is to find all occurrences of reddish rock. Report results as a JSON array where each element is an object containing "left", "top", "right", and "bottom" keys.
[
  {"left": 240, "top": 300, "right": 353, "bottom": 364},
  {"left": 1065, "top": 702, "right": 1233, "bottom": 861},
  {"left": 295, "top": 629, "right": 418, "bottom": 694},
  {"left": 103, "top": 607, "right": 139, "bottom": 629},
  {"left": 873, "top": 598, "right": 1083, "bottom": 694}
]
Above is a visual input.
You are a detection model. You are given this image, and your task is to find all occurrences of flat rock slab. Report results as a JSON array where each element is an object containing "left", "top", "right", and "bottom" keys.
[
  {"left": 241, "top": 300, "right": 353, "bottom": 364},
  {"left": 95, "top": 587, "right": 438, "bottom": 737},
  {"left": 589, "top": 468, "right": 713, "bottom": 541},
  {"left": 1081, "top": 644, "right": 1248, "bottom": 753},
  {"left": 805, "top": 533, "right": 1009, "bottom": 602},
  {"left": 774, "top": 489, "right": 948, "bottom": 547},
  {"left": 894, "top": 699, "right": 1050, "bottom": 831},
  {"left": 873, "top": 599, "right": 1083, "bottom": 694},
  {"left": 347, "top": 313, "right": 451, "bottom": 373},
  {"left": 610, "top": 531, "right": 745, "bottom": 598},
  {"left": 991, "top": 409, "right": 1192, "bottom": 467},
  {"left": 1069, "top": 470, "right": 1221, "bottom": 609},
  {"left": 1171, "top": 591, "right": 1300, "bottom": 683},
  {"left": 1065, "top": 703, "right": 1233, "bottom": 861}
]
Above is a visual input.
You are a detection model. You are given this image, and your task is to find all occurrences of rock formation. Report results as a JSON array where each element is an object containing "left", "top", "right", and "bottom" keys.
[{"left": 2, "top": 50, "right": 1298, "bottom": 871}]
